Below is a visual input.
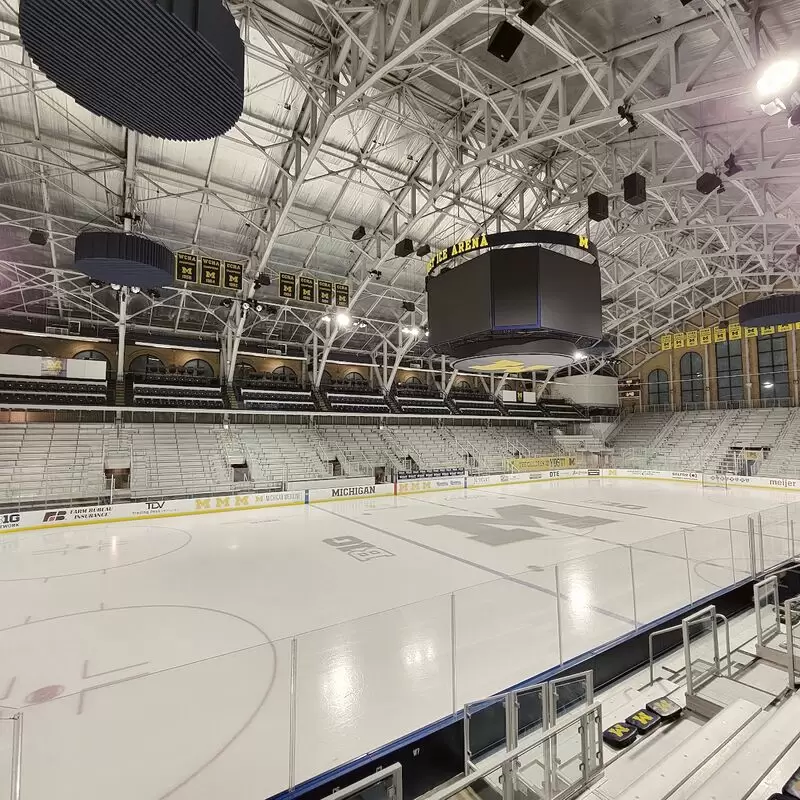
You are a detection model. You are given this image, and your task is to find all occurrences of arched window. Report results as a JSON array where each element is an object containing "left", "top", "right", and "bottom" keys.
[
  {"left": 183, "top": 358, "right": 213, "bottom": 377},
  {"left": 647, "top": 369, "right": 670, "bottom": 406},
  {"left": 716, "top": 339, "right": 743, "bottom": 402},
  {"left": 129, "top": 353, "right": 164, "bottom": 376},
  {"left": 680, "top": 352, "right": 704, "bottom": 404},
  {"left": 272, "top": 365, "right": 297, "bottom": 383},
  {"left": 74, "top": 349, "right": 109, "bottom": 365},
  {"left": 403, "top": 375, "right": 423, "bottom": 386},
  {"left": 455, "top": 379, "right": 471, "bottom": 390},
  {"left": 234, "top": 362, "right": 256, "bottom": 381},
  {"left": 7, "top": 343, "right": 48, "bottom": 357},
  {"left": 343, "top": 371, "right": 366, "bottom": 384},
  {"left": 758, "top": 334, "right": 790, "bottom": 399}
]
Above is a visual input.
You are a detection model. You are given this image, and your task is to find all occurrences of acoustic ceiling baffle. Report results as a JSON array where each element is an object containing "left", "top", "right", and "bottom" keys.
[{"left": 19, "top": 0, "right": 244, "bottom": 141}]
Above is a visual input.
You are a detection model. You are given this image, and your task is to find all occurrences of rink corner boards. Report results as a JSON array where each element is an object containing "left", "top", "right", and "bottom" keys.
[{"left": 2, "top": 467, "right": 800, "bottom": 535}]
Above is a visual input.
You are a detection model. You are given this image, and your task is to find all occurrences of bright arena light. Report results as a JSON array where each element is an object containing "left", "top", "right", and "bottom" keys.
[
  {"left": 573, "top": 350, "right": 586, "bottom": 360},
  {"left": 410, "top": 326, "right": 420, "bottom": 336},
  {"left": 336, "top": 311, "right": 351, "bottom": 328},
  {"left": 756, "top": 58, "right": 800, "bottom": 99}
]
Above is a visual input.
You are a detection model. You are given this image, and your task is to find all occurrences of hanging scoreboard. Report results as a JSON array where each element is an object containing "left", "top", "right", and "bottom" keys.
[
  {"left": 335, "top": 283, "right": 350, "bottom": 307},
  {"left": 299, "top": 276, "right": 315, "bottom": 302},
  {"left": 175, "top": 253, "right": 198, "bottom": 283},
  {"left": 317, "top": 280, "right": 333, "bottom": 305},
  {"left": 279, "top": 273, "right": 296, "bottom": 299},
  {"left": 223, "top": 261, "right": 243, "bottom": 290}
]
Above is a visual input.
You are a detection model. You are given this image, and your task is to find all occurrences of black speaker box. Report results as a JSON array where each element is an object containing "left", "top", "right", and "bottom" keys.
[
  {"left": 623, "top": 172, "right": 647, "bottom": 206},
  {"left": 588, "top": 192, "right": 609, "bottom": 221},
  {"left": 487, "top": 20, "right": 524, "bottom": 62},
  {"left": 394, "top": 238, "right": 414, "bottom": 257}
]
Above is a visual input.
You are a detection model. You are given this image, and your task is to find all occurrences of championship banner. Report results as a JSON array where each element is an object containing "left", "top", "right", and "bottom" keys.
[
  {"left": 299, "top": 276, "right": 315, "bottom": 302},
  {"left": 175, "top": 253, "right": 198, "bottom": 283},
  {"left": 335, "top": 283, "right": 350, "bottom": 307},
  {"left": 507, "top": 456, "right": 576, "bottom": 471},
  {"left": 317, "top": 280, "right": 333, "bottom": 305},
  {"left": 200, "top": 257, "right": 221, "bottom": 287},
  {"left": 655, "top": 319, "right": 800, "bottom": 348},
  {"left": 279, "top": 273, "right": 296, "bottom": 299},
  {"left": 223, "top": 262, "right": 243, "bottom": 291}
]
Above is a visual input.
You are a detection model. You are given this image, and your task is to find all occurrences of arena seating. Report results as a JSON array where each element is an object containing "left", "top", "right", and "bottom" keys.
[
  {"left": 0, "top": 422, "right": 109, "bottom": 504},
  {"left": 0, "top": 375, "right": 109, "bottom": 405},
  {"left": 234, "top": 424, "right": 332, "bottom": 481},
  {"left": 129, "top": 423, "right": 232, "bottom": 497},
  {"left": 609, "top": 408, "right": 793, "bottom": 474},
  {"left": 539, "top": 399, "right": 585, "bottom": 419},
  {"left": 322, "top": 380, "right": 392, "bottom": 414},
  {"left": 395, "top": 384, "right": 451, "bottom": 414},
  {"left": 237, "top": 377, "right": 316, "bottom": 412},
  {"left": 131, "top": 373, "right": 225, "bottom": 409},
  {"left": 449, "top": 388, "right": 502, "bottom": 416},
  {"left": 502, "top": 399, "right": 545, "bottom": 417}
]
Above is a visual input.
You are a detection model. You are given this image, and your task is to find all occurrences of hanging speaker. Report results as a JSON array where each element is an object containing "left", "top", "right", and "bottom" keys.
[
  {"left": 623, "top": 173, "right": 647, "bottom": 206},
  {"left": 588, "top": 192, "right": 609, "bottom": 222}
]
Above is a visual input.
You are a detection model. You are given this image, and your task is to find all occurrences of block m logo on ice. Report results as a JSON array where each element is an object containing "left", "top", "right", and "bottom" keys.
[{"left": 414, "top": 504, "right": 613, "bottom": 545}]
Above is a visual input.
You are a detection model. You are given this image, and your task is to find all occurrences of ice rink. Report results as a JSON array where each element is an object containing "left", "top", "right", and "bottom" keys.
[{"left": 1, "top": 477, "right": 798, "bottom": 800}]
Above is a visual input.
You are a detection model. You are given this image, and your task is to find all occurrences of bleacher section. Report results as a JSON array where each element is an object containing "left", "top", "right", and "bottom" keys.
[
  {"left": 609, "top": 408, "right": 792, "bottom": 474},
  {"left": 539, "top": 399, "right": 585, "bottom": 419},
  {"left": 235, "top": 424, "right": 331, "bottom": 481},
  {"left": 0, "top": 422, "right": 109, "bottom": 504},
  {"left": 129, "top": 424, "right": 232, "bottom": 497},
  {"left": 131, "top": 372, "right": 224, "bottom": 409},
  {"left": 608, "top": 411, "right": 672, "bottom": 450},
  {"left": 237, "top": 377, "right": 316, "bottom": 412},
  {"left": 323, "top": 381, "right": 391, "bottom": 414},
  {"left": 449, "top": 388, "right": 501, "bottom": 416},
  {"left": 0, "top": 375, "right": 109, "bottom": 405},
  {"left": 395, "top": 384, "right": 451, "bottom": 414}
]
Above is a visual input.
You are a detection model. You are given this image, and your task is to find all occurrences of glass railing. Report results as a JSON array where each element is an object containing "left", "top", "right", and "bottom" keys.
[{"left": 6, "top": 491, "right": 799, "bottom": 798}]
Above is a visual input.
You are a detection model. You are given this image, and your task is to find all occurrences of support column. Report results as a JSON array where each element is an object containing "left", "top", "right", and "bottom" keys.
[
  {"left": 116, "top": 288, "right": 128, "bottom": 381},
  {"left": 743, "top": 335, "right": 753, "bottom": 405},
  {"left": 792, "top": 327, "right": 799, "bottom": 408}
]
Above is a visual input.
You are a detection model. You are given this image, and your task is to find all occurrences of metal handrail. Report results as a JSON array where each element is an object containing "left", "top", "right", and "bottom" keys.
[
  {"left": 648, "top": 622, "right": 684, "bottom": 685},
  {"left": 716, "top": 612, "right": 732, "bottom": 678},
  {"left": 430, "top": 702, "right": 603, "bottom": 800}
]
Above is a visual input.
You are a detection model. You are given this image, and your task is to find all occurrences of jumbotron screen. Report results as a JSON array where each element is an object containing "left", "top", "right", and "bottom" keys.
[{"left": 427, "top": 245, "right": 601, "bottom": 346}]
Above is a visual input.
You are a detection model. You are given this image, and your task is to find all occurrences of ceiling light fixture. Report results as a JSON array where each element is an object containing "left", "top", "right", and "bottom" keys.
[
  {"left": 130, "top": 285, "right": 141, "bottom": 294},
  {"left": 756, "top": 58, "right": 800, "bottom": 100},
  {"left": 336, "top": 312, "right": 351, "bottom": 327},
  {"left": 110, "top": 283, "right": 121, "bottom": 291}
]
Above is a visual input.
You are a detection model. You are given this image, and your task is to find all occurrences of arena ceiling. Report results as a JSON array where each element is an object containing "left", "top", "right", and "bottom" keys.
[{"left": 0, "top": 0, "right": 798, "bottom": 380}]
